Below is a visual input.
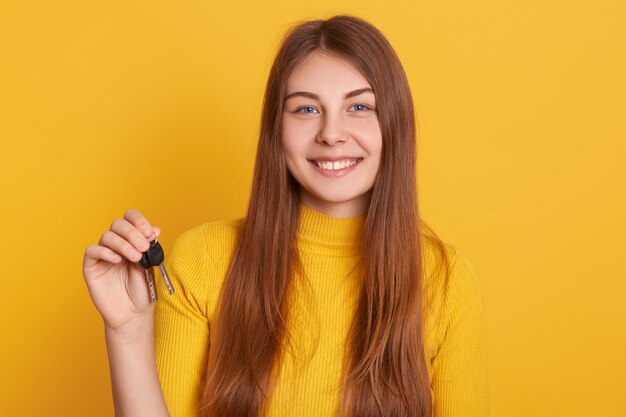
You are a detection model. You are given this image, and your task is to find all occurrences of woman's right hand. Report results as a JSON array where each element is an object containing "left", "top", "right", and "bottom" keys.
[{"left": 82, "top": 209, "right": 162, "bottom": 332}]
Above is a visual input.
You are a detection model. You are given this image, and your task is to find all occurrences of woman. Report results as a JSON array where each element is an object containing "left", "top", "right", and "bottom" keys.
[{"left": 82, "top": 14, "right": 488, "bottom": 417}]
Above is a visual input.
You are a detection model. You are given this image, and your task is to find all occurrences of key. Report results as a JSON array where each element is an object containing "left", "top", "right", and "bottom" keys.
[
  {"left": 139, "top": 254, "right": 157, "bottom": 301},
  {"left": 141, "top": 239, "right": 175, "bottom": 295},
  {"left": 144, "top": 267, "right": 158, "bottom": 302}
]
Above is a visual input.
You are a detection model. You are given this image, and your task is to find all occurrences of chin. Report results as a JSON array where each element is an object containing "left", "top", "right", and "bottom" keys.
[{"left": 311, "top": 190, "right": 369, "bottom": 206}]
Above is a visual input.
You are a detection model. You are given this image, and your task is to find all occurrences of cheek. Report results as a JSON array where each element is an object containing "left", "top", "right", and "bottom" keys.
[
  {"left": 283, "top": 115, "right": 319, "bottom": 139},
  {"left": 281, "top": 120, "right": 297, "bottom": 150},
  {"left": 351, "top": 118, "right": 382, "bottom": 146},
  {"left": 281, "top": 122, "right": 294, "bottom": 152},
  {"left": 370, "top": 122, "right": 383, "bottom": 154},
  {"left": 281, "top": 136, "right": 305, "bottom": 175},
  {"left": 363, "top": 132, "right": 383, "bottom": 157},
  {"left": 281, "top": 125, "right": 312, "bottom": 159},
  {"left": 281, "top": 134, "right": 298, "bottom": 159}
]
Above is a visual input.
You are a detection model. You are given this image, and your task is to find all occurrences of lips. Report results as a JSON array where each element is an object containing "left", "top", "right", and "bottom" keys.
[
  {"left": 309, "top": 158, "right": 361, "bottom": 168},
  {"left": 307, "top": 158, "right": 364, "bottom": 177},
  {"left": 308, "top": 157, "right": 363, "bottom": 171}
]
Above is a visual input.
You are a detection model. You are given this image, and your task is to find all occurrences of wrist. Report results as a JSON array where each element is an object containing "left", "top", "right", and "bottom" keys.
[{"left": 105, "top": 314, "right": 154, "bottom": 344}]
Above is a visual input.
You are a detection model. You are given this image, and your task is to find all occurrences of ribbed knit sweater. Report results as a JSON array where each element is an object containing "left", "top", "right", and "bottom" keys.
[{"left": 154, "top": 203, "right": 488, "bottom": 417}]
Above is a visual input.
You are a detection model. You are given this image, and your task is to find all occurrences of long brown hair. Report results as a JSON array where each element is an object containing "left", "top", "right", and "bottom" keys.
[{"left": 200, "top": 14, "right": 449, "bottom": 417}]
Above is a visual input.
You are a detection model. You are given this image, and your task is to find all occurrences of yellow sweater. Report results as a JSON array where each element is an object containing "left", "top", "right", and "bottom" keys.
[{"left": 154, "top": 203, "right": 489, "bottom": 417}]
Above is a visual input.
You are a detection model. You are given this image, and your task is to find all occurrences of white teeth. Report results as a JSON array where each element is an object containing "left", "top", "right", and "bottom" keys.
[{"left": 314, "top": 159, "right": 359, "bottom": 171}]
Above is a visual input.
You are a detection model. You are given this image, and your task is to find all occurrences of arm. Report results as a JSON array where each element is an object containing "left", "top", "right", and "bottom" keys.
[
  {"left": 430, "top": 248, "right": 489, "bottom": 417},
  {"left": 105, "top": 315, "right": 169, "bottom": 417},
  {"left": 82, "top": 209, "right": 170, "bottom": 417}
]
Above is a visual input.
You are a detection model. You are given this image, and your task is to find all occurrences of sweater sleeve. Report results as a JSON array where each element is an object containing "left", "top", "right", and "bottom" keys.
[
  {"left": 430, "top": 247, "right": 489, "bottom": 417},
  {"left": 154, "top": 225, "right": 210, "bottom": 417}
]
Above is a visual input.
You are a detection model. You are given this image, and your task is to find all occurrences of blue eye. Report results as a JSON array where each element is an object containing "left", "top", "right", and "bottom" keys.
[
  {"left": 296, "top": 106, "right": 318, "bottom": 114},
  {"left": 351, "top": 104, "right": 370, "bottom": 111}
]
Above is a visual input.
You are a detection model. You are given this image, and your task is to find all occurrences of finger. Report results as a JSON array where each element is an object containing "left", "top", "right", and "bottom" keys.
[
  {"left": 109, "top": 218, "right": 151, "bottom": 254},
  {"left": 99, "top": 230, "right": 144, "bottom": 263},
  {"left": 84, "top": 244, "right": 123, "bottom": 269},
  {"left": 152, "top": 226, "right": 161, "bottom": 237},
  {"left": 123, "top": 208, "right": 156, "bottom": 240}
]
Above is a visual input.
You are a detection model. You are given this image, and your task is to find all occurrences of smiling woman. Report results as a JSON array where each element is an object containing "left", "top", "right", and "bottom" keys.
[
  {"left": 82, "top": 14, "right": 488, "bottom": 417},
  {"left": 281, "top": 51, "right": 382, "bottom": 217}
]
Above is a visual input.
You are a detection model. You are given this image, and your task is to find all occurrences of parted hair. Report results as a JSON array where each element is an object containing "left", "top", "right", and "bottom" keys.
[{"left": 199, "top": 14, "right": 449, "bottom": 417}]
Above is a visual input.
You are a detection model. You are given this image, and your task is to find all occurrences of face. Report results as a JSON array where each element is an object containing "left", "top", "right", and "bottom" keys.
[{"left": 281, "top": 51, "right": 383, "bottom": 218}]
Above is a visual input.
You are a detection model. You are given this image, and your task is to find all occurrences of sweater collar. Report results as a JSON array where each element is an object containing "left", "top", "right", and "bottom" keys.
[{"left": 297, "top": 203, "right": 365, "bottom": 250}]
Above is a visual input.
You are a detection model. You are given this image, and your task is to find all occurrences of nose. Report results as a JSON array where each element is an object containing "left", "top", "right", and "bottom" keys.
[{"left": 317, "top": 113, "right": 346, "bottom": 146}]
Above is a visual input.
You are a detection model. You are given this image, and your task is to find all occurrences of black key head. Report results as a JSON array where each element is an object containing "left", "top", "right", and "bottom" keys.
[
  {"left": 146, "top": 240, "right": 165, "bottom": 266},
  {"left": 139, "top": 251, "right": 151, "bottom": 269}
]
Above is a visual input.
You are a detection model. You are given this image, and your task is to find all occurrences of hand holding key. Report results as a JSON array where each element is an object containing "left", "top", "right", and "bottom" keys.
[{"left": 82, "top": 208, "right": 168, "bottom": 332}]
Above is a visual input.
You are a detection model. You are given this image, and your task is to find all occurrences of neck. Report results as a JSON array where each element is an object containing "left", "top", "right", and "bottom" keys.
[
  {"left": 297, "top": 203, "right": 365, "bottom": 256},
  {"left": 299, "top": 191, "right": 372, "bottom": 218}
]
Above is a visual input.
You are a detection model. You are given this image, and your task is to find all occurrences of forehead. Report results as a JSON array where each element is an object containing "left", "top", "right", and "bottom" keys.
[{"left": 286, "top": 51, "right": 371, "bottom": 92}]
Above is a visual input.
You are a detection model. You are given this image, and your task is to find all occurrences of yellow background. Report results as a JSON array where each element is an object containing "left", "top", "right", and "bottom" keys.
[{"left": 1, "top": 0, "right": 624, "bottom": 416}]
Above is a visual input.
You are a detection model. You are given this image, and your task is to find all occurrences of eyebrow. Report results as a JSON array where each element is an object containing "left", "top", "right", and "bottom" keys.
[{"left": 284, "top": 87, "right": 374, "bottom": 101}]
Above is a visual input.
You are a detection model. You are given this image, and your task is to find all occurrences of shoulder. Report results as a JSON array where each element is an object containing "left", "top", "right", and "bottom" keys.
[
  {"left": 421, "top": 234, "right": 485, "bottom": 338},
  {"left": 421, "top": 234, "right": 486, "bottom": 352},
  {"left": 163, "top": 217, "right": 245, "bottom": 307},
  {"left": 421, "top": 234, "right": 482, "bottom": 304},
  {"left": 167, "top": 217, "right": 244, "bottom": 261}
]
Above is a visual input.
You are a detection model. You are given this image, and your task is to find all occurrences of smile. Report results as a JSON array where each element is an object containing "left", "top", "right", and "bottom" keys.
[
  {"left": 308, "top": 158, "right": 363, "bottom": 178},
  {"left": 309, "top": 158, "right": 362, "bottom": 170}
]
